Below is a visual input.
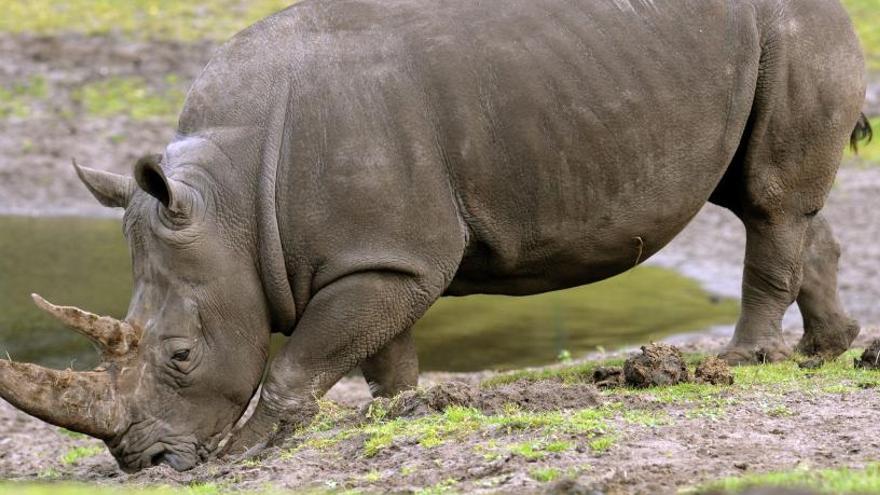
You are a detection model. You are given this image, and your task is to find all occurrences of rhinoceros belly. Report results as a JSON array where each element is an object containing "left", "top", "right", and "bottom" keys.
[{"left": 433, "top": 0, "right": 761, "bottom": 295}]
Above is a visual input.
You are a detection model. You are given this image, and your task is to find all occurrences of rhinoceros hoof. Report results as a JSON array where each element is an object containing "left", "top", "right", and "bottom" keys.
[
  {"left": 719, "top": 344, "right": 791, "bottom": 366},
  {"left": 795, "top": 319, "right": 860, "bottom": 358}
]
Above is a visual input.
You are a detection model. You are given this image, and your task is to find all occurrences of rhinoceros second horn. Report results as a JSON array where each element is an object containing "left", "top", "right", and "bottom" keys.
[{"left": 31, "top": 293, "right": 139, "bottom": 358}]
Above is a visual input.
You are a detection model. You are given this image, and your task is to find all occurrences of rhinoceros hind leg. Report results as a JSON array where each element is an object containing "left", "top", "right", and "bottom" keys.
[
  {"left": 718, "top": 212, "right": 802, "bottom": 365},
  {"left": 360, "top": 327, "right": 419, "bottom": 398},
  {"left": 721, "top": 219, "right": 804, "bottom": 364},
  {"left": 794, "top": 214, "right": 860, "bottom": 358}
]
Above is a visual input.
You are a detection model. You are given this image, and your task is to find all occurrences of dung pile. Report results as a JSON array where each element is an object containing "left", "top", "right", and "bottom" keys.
[
  {"left": 623, "top": 343, "right": 690, "bottom": 387},
  {"left": 592, "top": 366, "right": 625, "bottom": 388},
  {"left": 694, "top": 355, "right": 734, "bottom": 385},
  {"left": 854, "top": 339, "right": 880, "bottom": 370}
]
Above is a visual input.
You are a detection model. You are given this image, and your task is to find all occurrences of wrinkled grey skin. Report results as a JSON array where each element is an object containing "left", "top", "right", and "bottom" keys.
[{"left": 21, "top": 0, "right": 873, "bottom": 471}]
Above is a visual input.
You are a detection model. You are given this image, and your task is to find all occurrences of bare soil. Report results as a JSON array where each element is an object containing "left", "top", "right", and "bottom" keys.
[
  {"left": 1, "top": 326, "right": 880, "bottom": 494},
  {"left": 0, "top": 33, "right": 214, "bottom": 217}
]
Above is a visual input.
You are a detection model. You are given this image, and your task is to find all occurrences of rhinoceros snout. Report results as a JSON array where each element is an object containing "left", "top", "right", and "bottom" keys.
[{"left": 151, "top": 450, "right": 198, "bottom": 471}]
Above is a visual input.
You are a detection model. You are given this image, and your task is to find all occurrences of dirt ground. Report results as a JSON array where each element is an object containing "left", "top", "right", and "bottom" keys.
[{"left": 2, "top": 327, "right": 880, "bottom": 494}]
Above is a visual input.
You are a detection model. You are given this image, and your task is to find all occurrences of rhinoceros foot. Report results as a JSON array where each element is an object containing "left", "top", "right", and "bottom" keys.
[
  {"left": 719, "top": 343, "right": 792, "bottom": 366},
  {"left": 795, "top": 318, "right": 860, "bottom": 360}
]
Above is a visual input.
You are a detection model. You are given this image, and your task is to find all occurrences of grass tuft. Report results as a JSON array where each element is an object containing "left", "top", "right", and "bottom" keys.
[
  {"left": 530, "top": 467, "right": 562, "bottom": 483},
  {"left": 60, "top": 445, "right": 104, "bottom": 465},
  {"left": 693, "top": 463, "right": 880, "bottom": 495}
]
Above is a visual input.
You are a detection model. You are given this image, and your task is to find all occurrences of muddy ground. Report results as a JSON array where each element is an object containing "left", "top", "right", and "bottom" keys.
[
  {"left": 2, "top": 327, "right": 880, "bottom": 494},
  {"left": 2, "top": 26, "right": 880, "bottom": 495}
]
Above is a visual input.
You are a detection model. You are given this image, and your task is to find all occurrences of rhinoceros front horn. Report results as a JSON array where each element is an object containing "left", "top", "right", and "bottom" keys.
[
  {"left": 0, "top": 295, "right": 138, "bottom": 439},
  {"left": 0, "top": 360, "right": 123, "bottom": 439}
]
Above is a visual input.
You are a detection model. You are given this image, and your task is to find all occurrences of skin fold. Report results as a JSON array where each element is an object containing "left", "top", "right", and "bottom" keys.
[{"left": 0, "top": 0, "right": 870, "bottom": 471}]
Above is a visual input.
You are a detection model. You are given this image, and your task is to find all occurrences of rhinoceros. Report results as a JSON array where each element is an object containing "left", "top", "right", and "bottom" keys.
[{"left": 0, "top": 0, "right": 872, "bottom": 472}]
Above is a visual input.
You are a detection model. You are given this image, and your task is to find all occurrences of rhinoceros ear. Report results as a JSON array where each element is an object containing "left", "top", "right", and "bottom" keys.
[
  {"left": 134, "top": 154, "right": 195, "bottom": 217},
  {"left": 73, "top": 159, "right": 133, "bottom": 208}
]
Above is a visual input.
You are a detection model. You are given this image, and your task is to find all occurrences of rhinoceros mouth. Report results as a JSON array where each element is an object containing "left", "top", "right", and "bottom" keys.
[{"left": 108, "top": 412, "right": 232, "bottom": 472}]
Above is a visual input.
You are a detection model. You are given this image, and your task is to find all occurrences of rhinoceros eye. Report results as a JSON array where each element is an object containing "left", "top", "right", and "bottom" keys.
[{"left": 172, "top": 349, "right": 191, "bottom": 362}]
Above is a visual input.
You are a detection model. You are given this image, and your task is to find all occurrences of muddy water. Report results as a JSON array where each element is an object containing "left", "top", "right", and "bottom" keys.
[{"left": 0, "top": 215, "right": 738, "bottom": 372}]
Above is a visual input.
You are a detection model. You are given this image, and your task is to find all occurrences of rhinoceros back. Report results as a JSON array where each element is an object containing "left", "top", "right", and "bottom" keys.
[{"left": 177, "top": 0, "right": 806, "bottom": 296}]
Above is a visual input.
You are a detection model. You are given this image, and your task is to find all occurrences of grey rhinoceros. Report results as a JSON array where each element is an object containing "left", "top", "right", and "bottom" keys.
[{"left": 0, "top": 0, "right": 872, "bottom": 472}]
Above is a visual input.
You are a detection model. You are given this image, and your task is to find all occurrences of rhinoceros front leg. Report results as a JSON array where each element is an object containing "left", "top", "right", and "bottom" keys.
[
  {"left": 221, "top": 270, "right": 437, "bottom": 456},
  {"left": 360, "top": 327, "right": 419, "bottom": 398}
]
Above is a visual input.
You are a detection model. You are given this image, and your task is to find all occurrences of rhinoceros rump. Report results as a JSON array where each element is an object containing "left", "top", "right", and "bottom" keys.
[{"left": 0, "top": 0, "right": 873, "bottom": 472}]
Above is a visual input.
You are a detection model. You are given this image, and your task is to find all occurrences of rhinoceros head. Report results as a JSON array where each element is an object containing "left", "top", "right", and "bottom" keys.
[{"left": 0, "top": 149, "right": 271, "bottom": 472}]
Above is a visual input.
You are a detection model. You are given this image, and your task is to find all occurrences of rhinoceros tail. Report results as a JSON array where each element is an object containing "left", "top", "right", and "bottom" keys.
[{"left": 851, "top": 112, "right": 873, "bottom": 153}]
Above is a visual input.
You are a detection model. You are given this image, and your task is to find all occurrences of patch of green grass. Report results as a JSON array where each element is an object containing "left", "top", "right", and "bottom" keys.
[
  {"left": 530, "top": 467, "right": 562, "bottom": 483},
  {"left": 733, "top": 349, "right": 880, "bottom": 393},
  {"left": 684, "top": 400, "right": 729, "bottom": 421},
  {"left": 764, "top": 404, "right": 795, "bottom": 418},
  {"left": 73, "top": 76, "right": 185, "bottom": 121},
  {"left": 609, "top": 381, "right": 726, "bottom": 405},
  {"left": 482, "top": 359, "right": 624, "bottom": 387},
  {"left": 505, "top": 437, "right": 575, "bottom": 460},
  {"left": 57, "top": 428, "right": 87, "bottom": 439},
  {"left": 415, "top": 479, "right": 458, "bottom": 495},
  {"left": 344, "top": 404, "right": 613, "bottom": 458},
  {"left": 588, "top": 435, "right": 616, "bottom": 453},
  {"left": 545, "top": 440, "right": 573, "bottom": 453},
  {"left": 693, "top": 463, "right": 880, "bottom": 495},
  {"left": 509, "top": 441, "right": 546, "bottom": 460},
  {"left": 60, "top": 445, "right": 104, "bottom": 465},
  {"left": 0, "top": 76, "right": 48, "bottom": 118},
  {"left": 362, "top": 470, "right": 382, "bottom": 483},
  {"left": 841, "top": 0, "right": 880, "bottom": 71},
  {"left": 621, "top": 409, "right": 673, "bottom": 427},
  {"left": 0, "top": 1, "right": 296, "bottom": 42}
]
